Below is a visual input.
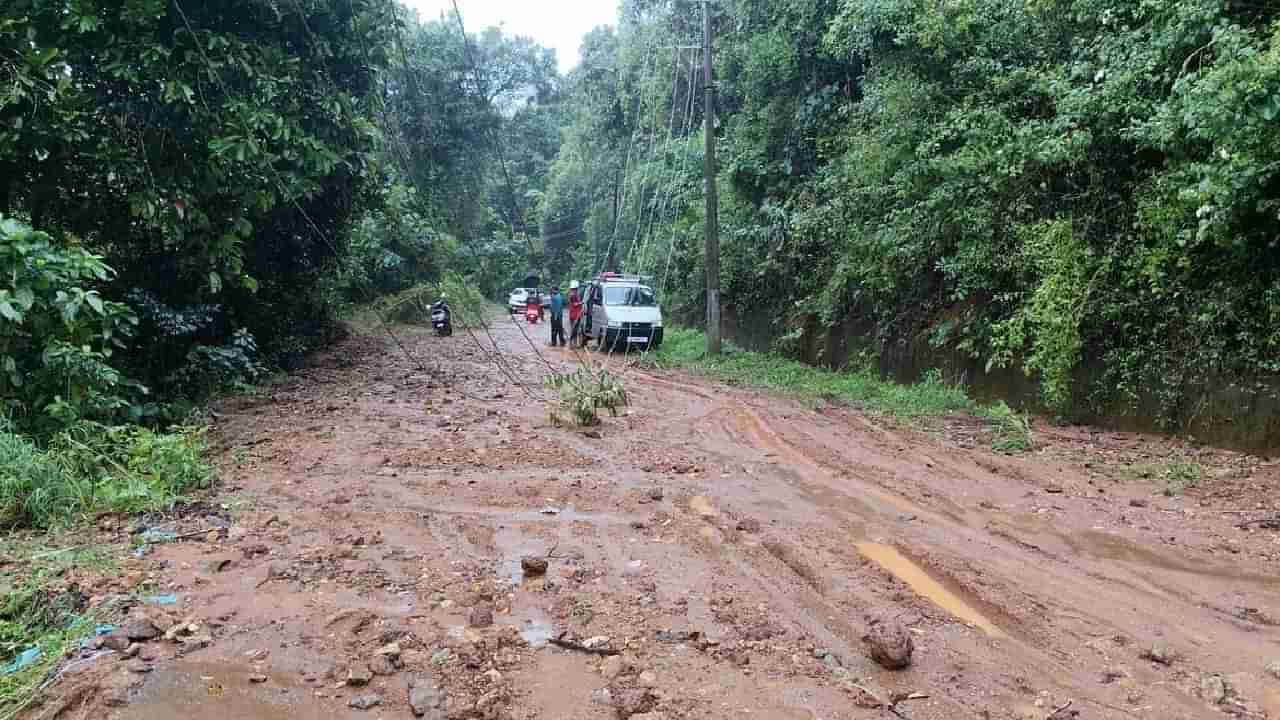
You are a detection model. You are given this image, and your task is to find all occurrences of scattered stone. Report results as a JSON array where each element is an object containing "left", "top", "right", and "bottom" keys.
[
  {"left": 376, "top": 642, "right": 402, "bottom": 658},
  {"left": 245, "top": 648, "right": 270, "bottom": 662},
  {"left": 346, "top": 664, "right": 374, "bottom": 686},
  {"left": 123, "top": 619, "right": 160, "bottom": 642},
  {"left": 369, "top": 654, "right": 397, "bottom": 676},
  {"left": 582, "top": 636, "right": 612, "bottom": 650},
  {"left": 735, "top": 518, "right": 762, "bottom": 533},
  {"left": 610, "top": 686, "right": 657, "bottom": 717},
  {"left": 123, "top": 643, "right": 141, "bottom": 658},
  {"left": 864, "top": 620, "right": 913, "bottom": 670},
  {"left": 177, "top": 633, "right": 212, "bottom": 652},
  {"left": 102, "top": 632, "right": 132, "bottom": 652},
  {"left": 401, "top": 649, "right": 427, "bottom": 667},
  {"left": 1128, "top": 499, "right": 1148, "bottom": 508},
  {"left": 468, "top": 604, "right": 494, "bottom": 628},
  {"left": 821, "top": 653, "right": 842, "bottom": 670},
  {"left": 521, "top": 556, "right": 549, "bottom": 576},
  {"left": 1267, "top": 661, "right": 1280, "bottom": 680},
  {"left": 126, "top": 660, "right": 152, "bottom": 674},
  {"left": 601, "top": 655, "right": 627, "bottom": 680},
  {"left": 1099, "top": 666, "right": 1129, "bottom": 685},
  {"left": 1045, "top": 486, "right": 1064, "bottom": 494},
  {"left": 1200, "top": 674, "right": 1227, "bottom": 705},
  {"left": 408, "top": 676, "right": 446, "bottom": 718},
  {"left": 637, "top": 671, "right": 658, "bottom": 688},
  {"left": 431, "top": 649, "right": 453, "bottom": 665},
  {"left": 483, "top": 669, "right": 502, "bottom": 683},
  {"left": 631, "top": 714, "right": 668, "bottom": 720},
  {"left": 242, "top": 543, "right": 270, "bottom": 558},
  {"left": 348, "top": 693, "right": 383, "bottom": 710},
  {"left": 647, "top": 487, "right": 664, "bottom": 501},
  {"left": 1141, "top": 645, "right": 1175, "bottom": 666},
  {"left": 249, "top": 673, "right": 268, "bottom": 684},
  {"left": 205, "top": 558, "right": 234, "bottom": 573}
]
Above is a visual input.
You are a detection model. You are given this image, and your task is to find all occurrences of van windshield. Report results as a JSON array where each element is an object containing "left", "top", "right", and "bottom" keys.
[{"left": 604, "top": 285, "right": 657, "bottom": 307}]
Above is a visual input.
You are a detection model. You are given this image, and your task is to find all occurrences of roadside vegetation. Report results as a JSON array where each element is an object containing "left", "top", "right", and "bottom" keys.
[
  {"left": 543, "top": 0, "right": 1280, "bottom": 438},
  {"left": 0, "top": 1, "right": 561, "bottom": 698},
  {"left": 653, "top": 328, "right": 1034, "bottom": 452}
]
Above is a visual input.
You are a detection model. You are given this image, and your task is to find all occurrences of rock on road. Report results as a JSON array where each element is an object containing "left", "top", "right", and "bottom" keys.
[{"left": 77, "top": 315, "right": 1280, "bottom": 720}]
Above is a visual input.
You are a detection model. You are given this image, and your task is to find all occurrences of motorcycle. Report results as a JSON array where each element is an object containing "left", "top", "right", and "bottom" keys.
[
  {"left": 430, "top": 299, "right": 452, "bottom": 337},
  {"left": 525, "top": 300, "right": 541, "bottom": 324}
]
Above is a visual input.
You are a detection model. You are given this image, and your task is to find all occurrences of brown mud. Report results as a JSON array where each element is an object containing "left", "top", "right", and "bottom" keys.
[{"left": 28, "top": 316, "right": 1280, "bottom": 720}]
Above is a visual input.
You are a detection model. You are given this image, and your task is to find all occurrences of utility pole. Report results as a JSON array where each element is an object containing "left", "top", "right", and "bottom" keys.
[{"left": 702, "top": 0, "right": 721, "bottom": 355}]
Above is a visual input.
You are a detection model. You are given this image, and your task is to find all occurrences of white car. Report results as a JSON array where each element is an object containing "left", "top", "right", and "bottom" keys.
[
  {"left": 583, "top": 274, "right": 663, "bottom": 352},
  {"left": 508, "top": 287, "right": 531, "bottom": 314}
]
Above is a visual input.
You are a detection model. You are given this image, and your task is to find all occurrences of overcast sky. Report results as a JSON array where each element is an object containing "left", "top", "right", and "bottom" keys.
[{"left": 405, "top": 0, "right": 619, "bottom": 73}]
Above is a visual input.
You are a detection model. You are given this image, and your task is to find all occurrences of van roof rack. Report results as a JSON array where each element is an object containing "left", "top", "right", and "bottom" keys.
[{"left": 596, "top": 272, "right": 653, "bottom": 283}]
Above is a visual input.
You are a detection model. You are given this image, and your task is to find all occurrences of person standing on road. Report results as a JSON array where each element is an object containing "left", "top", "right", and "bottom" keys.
[
  {"left": 549, "top": 286, "right": 566, "bottom": 347},
  {"left": 568, "top": 280, "right": 583, "bottom": 345}
]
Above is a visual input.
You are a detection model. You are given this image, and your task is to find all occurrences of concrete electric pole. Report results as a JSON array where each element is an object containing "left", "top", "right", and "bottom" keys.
[{"left": 702, "top": 0, "right": 721, "bottom": 355}]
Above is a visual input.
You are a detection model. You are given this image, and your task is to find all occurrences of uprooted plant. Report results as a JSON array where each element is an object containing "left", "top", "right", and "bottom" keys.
[{"left": 546, "top": 366, "right": 628, "bottom": 427}]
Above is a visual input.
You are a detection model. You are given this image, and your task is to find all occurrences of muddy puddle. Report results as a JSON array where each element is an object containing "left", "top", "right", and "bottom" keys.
[
  {"left": 122, "top": 661, "right": 334, "bottom": 720},
  {"left": 856, "top": 543, "right": 1006, "bottom": 638}
]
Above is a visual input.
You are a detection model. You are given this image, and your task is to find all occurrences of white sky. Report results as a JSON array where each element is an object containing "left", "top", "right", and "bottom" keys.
[{"left": 406, "top": 0, "right": 619, "bottom": 73}]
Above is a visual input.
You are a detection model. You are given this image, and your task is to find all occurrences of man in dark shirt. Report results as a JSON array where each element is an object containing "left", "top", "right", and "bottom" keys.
[{"left": 548, "top": 286, "right": 566, "bottom": 347}]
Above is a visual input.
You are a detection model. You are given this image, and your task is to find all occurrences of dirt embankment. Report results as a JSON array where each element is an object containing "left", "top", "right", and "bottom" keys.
[{"left": 30, "top": 317, "right": 1280, "bottom": 720}]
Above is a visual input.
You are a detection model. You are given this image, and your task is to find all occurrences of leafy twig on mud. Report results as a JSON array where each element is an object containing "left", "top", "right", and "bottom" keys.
[
  {"left": 1046, "top": 699, "right": 1073, "bottom": 719},
  {"left": 548, "top": 633, "right": 619, "bottom": 656},
  {"left": 544, "top": 541, "right": 565, "bottom": 560}
]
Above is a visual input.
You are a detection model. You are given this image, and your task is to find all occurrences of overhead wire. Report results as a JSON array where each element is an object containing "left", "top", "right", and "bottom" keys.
[{"left": 638, "top": 47, "right": 698, "bottom": 279}]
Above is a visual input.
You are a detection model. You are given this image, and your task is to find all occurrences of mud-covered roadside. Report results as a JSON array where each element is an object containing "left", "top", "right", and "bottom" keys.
[{"left": 25, "top": 317, "right": 1280, "bottom": 720}]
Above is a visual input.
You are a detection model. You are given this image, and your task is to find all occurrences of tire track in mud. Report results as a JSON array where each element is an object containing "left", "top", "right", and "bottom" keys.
[
  {"left": 631, "top": 370, "right": 1013, "bottom": 639},
  {"left": 624, "top": 364, "right": 1275, "bottom": 719}
]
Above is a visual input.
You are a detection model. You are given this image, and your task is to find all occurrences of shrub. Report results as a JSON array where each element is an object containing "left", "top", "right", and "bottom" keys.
[
  {"left": 0, "top": 420, "right": 213, "bottom": 530},
  {"left": 0, "top": 217, "right": 142, "bottom": 436},
  {"left": 547, "top": 366, "right": 629, "bottom": 426}
]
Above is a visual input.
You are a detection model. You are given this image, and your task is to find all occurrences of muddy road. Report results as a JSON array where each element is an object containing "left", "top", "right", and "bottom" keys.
[{"left": 55, "top": 317, "right": 1280, "bottom": 720}]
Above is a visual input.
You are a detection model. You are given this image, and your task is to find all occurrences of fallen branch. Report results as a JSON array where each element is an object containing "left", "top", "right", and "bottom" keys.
[
  {"left": 1047, "top": 699, "right": 1073, "bottom": 719},
  {"left": 548, "top": 634, "right": 619, "bottom": 656}
]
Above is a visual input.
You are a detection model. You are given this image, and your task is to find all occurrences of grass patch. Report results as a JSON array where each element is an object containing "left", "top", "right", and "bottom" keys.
[
  {"left": 983, "top": 401, "right": 1035, "bottom": 454},
  {"left": 654, "top": 328, "right": 974, "bottom": 417},
  {"left": 0, "top": 539, "right": 120, "bottom": 718},
  {"left": 0, "top": 420, "right": 214, "bottom": 530},
  {"left": 652, "top": 327, "right": 1034, "bottom": 450},
  {"left": 1126, "top": 453, "right": 1204, "bottom": 496}
]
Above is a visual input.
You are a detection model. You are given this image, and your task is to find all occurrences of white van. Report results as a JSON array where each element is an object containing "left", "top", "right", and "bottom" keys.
[{"left": 583, "top": 273, "right": 664, "bottom": 352}]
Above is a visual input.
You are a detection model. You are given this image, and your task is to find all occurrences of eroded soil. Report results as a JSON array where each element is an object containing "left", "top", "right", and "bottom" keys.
[{"left": 29, "top": 317, "right": 1280, "bottom": 720}]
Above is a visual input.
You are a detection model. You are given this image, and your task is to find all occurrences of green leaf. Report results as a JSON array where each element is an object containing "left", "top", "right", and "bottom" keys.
[
  {"left": 86, "top": 293, "right": 105, "bottom": 314},
  {"left": 0, "top": 301, "right": 21, "bottom": 323},
  {"left": 209, "top": 271, "right": 223, "bottom": 294},
  {"left": 13, "top": 287, "right": 34, "bottom": 310}
]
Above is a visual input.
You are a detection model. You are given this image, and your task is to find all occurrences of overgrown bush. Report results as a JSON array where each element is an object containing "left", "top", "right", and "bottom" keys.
[
  {"left": 0, "top": 420, "right": 213, "bottom": 530},
  {"left": 376, "top": 275, "right": 491, "bottom": 329},
  {"left": 0, "top": 217, "right": 142, "bottom": 436}
]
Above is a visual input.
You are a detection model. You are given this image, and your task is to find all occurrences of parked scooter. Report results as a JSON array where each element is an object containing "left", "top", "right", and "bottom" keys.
[{"left": 431, "top": 298, "right": 452, "bottom": 337}]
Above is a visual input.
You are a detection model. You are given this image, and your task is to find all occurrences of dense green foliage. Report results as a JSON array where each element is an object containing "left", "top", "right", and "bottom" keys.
[
  {"left": 0, "top": 420, "right": 211, "bottom": 530},
  {"left": 545, "top": 0, "right": 1280, "bottom": 434}
]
